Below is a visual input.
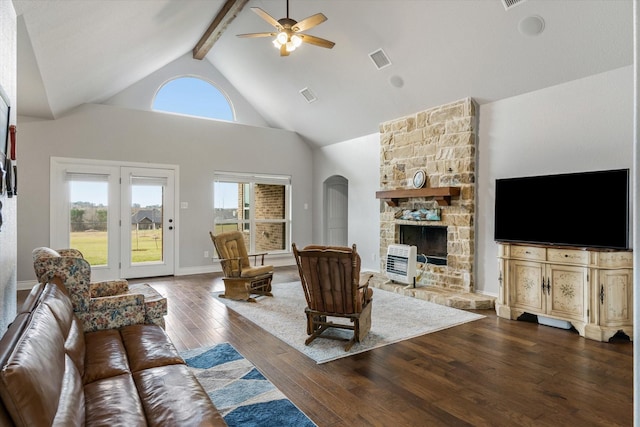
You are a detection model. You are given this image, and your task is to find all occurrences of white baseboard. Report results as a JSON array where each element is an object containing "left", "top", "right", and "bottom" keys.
[
  {"left": 18, "top": 280, "right": 38, "bottom": 291},
  {"left": 175, "top": 264, "right": 219, "bottom": 276}
]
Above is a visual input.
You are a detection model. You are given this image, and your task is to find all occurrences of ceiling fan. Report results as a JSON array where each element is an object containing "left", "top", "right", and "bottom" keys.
[{"left": 236, "top": 0, "right": 335, "bottom": 56}]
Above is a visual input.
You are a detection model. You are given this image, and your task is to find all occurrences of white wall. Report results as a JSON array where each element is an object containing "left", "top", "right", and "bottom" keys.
[
  {"left": 17, "top": 103, "right": 313, "bottom": 284},
  {"left": 477, "top": 65, "right": 634, "bottom": 295},
  {"left": 312, "top": 133, "right": 381, "bottom": 271},
  {"left": 0, "top": 0, "right": 17, "bottom": 331},
  {"left": 104, "top": 53, "right": 269, "bottom": 128}
]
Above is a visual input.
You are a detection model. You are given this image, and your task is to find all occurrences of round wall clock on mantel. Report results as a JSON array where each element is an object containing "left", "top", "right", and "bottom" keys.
[{"left": 412, "top": 170, "right": 426, "bottom": 189}]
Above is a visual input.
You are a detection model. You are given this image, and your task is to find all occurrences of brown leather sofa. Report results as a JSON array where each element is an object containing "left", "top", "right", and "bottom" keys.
[{"left": 0, "top": 282, "right": 226, "bottom": 426}]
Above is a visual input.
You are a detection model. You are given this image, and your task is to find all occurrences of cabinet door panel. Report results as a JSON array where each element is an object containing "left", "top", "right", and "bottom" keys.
[
  {"left": 511, "top": 261, "right": 544, "bottom": 313},
  {"left": 600, "top": 269, "right": 633, "bottom": 326},
  {"left": 547, "top": 265, "right": 587, "bottom": 321}
]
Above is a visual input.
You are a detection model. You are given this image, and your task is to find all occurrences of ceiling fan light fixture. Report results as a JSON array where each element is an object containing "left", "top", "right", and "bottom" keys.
[
  {"left": 276, "top": 31, "right": 289, "bottom": 45},
  {"left": 238, "top": 2, "right": 334, "bottom": 56}
]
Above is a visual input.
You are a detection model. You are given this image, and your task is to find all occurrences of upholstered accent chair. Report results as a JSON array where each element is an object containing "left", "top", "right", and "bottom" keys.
[
  {"left": 210, "top": 230, "right": 273, "bottom": 302},
  {"left": 292, "top": 243, "right": 374, "bottom": 351},
  {"left": 32, "top": 247, "right": 167, "bottom": 332}
]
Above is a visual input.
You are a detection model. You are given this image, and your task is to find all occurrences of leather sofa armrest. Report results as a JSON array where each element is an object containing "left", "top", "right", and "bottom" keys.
[{"left": 90, "top": 280, "right": 130, "bottom": 297}]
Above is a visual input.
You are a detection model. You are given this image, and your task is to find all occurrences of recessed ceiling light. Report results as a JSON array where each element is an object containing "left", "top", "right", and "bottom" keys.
[
  {"left": 518, "top": 15, "right": 545, "bottom": 37},
  {"left": 389, "top": 75, "right": 404, "bottom": 88}
]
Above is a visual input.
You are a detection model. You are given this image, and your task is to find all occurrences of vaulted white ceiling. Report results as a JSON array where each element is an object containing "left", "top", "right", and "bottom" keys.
[{"left": 13, "top": 0, "right": 633, "bottom": 146}]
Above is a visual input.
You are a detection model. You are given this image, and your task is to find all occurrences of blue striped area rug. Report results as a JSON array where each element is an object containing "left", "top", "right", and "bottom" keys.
[{"left": 180, "top": 343, "right": 315, "bottom": 427}]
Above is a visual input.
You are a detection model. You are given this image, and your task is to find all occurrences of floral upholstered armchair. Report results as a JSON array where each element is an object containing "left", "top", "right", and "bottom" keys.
[{"left": 32, "top": 247, "right": 167, "bottom": 332}]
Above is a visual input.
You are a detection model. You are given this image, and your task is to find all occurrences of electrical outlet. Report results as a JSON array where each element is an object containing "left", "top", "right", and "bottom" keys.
[{"left": 204, "top": 251, "right": 209, "bottom": 258}]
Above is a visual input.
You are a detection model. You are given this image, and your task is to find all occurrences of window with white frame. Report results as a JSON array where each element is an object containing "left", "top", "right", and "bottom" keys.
[
  {"left": 152, "top": 76, "right": 234, "bottom": 121},
  {"left": 213, "top": 172, "right": 291, "bottom": 254}
]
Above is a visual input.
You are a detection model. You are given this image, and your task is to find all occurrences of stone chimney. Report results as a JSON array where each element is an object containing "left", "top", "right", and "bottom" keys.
[{"left": 379, "top": 98, "right": 477, "bottom": 293}]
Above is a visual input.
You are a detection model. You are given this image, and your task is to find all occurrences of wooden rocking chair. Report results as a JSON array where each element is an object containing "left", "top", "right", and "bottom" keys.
[
  {"left": 292, "top": 243, "right": 374, "bottom": 351},
  {"left": 210, "top": 230, "right": 273, "bottom": 302}
]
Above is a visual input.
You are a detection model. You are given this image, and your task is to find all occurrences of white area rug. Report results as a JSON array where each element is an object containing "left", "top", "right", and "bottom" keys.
[{"left": 213, "top": 282, "right": 485, "bottom": 364}]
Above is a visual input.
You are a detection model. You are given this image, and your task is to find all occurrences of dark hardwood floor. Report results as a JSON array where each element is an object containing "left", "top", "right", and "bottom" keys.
[
  {"left": 18, "top": 267, "right": 631, "bottom": 426},
  {"left": 125, "top": 267, "right": 632, "bottom": 427}
]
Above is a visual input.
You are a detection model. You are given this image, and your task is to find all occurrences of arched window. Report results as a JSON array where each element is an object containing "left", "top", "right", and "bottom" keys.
[{"left": 152, "top": 77, "right": 234, "bottom": 121}]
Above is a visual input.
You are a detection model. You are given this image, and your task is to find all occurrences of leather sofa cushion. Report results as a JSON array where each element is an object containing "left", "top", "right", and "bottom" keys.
[
  {"left": 83, "top": 329, "right": 130, "bottom": 384},
  {"left": 120, "top": 324, "right": 184, "bottom": 373},
  {"left": 134, "top": 364, "right": 225, "bottom": 427},
  {"left": 84, "top": 373, "right": 146, "bottom": 426},
  {"left": 0, "top": 304, "right": 67, "bottom": 426},
  {"left": 41, "top": 283, "right": 86, "bottom": 375},
  {"left": 52, "top": 354, "right": 85, "bottom": 426},
  {"left": 0, "top": 313, "right": 31, "bottom": 426},
  {"left": 65, "top": 317, "right": 86, "bottom": 376},
  {"left": 0, "top": 314, "right": 30, "bottom": 374}
]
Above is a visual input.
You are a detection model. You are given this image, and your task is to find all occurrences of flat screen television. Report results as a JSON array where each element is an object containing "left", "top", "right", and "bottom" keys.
[{"left": 494, "top": 169, "right": 629, "bottom": 250}]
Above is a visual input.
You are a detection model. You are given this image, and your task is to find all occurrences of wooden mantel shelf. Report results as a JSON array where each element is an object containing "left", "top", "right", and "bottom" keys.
[{"left": 376, "top": 187, "right": 461, "bottom": 207}]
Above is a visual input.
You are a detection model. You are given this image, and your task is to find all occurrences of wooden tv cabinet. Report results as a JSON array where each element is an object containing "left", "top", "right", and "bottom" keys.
[{"left": 495, "top": 243, "right": 633, "bottom": 342}]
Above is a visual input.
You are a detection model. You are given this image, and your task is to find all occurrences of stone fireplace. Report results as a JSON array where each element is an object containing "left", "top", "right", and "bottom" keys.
[{"left": 377, "top": 98, "right": 480, "bottom": 299}]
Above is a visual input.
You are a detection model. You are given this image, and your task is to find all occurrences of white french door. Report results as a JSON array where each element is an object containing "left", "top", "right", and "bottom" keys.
[
  {"left": 120, "top": 167, "right": 175, "bottom": 278},
  {"left": 50, "top": 158, "right": 176, "bottom": 281}
]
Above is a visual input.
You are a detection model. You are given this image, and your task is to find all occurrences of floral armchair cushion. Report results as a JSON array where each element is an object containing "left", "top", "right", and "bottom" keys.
[{"left": 32, "top": 247, "right": 91, "bottom": 313}]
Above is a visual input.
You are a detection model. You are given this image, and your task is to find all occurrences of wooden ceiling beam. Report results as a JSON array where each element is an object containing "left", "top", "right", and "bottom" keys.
[{"left": 193, "top": 0, "right": 250, "bottom": 60}]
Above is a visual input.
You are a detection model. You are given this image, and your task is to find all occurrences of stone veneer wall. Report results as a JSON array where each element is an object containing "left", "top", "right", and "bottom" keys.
[{"left": 379, "top": 98, "right": 477, "bottom": 293}]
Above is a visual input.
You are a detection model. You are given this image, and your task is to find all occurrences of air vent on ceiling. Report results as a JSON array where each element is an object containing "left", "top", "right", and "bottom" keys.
[
  {"left": 501, "top": 0, "right": 527, "bottom": 10},
  {"left": 299, "top": 87, "right": 317, "bottom": 103},
  {"left": 369, "top": 49, "right": 391, "bottom": 70}
]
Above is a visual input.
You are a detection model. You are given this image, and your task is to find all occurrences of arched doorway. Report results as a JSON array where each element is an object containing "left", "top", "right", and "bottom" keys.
[{"left": 324, "top": 175, "right": 348, "bottom": 246}]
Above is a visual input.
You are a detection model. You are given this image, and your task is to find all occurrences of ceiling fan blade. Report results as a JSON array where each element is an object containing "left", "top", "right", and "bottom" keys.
[
  {"left": 292, "top": 13, "right": 327, "bottom": 32},
  {"left": 299, "top": 34, "right": 335, "bottom": 49},
  {"left": 236, "top": 32, "right": 276, "bottom": 38},
  {"left": 250, "top": 7, "right": 282, "bottom": 30}
]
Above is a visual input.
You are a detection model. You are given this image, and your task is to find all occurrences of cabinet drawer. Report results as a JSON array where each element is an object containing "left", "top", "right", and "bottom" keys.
[
  {"left": 510, "top": 245, "right": 546, "bottom": 261},
  {"left": 547, "top": 248, "right": 589, "bottom": 265},
  {"left": 596, "top": 251, "right": 633, "bottom": 268}
]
